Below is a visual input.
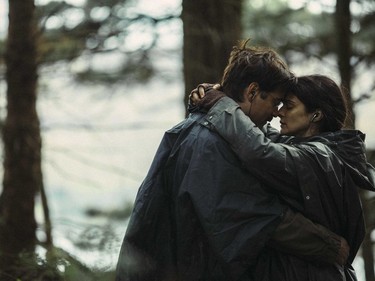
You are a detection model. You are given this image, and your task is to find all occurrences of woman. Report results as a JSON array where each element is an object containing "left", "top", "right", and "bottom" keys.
[{"left": 191, "top": 75, "right": 375, "bottom": 280}]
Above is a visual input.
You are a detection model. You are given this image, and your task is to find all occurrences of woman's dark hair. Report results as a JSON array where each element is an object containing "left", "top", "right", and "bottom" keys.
[
  {"left": 220, "top": 39, "right": 295, "bottom": 102},
  {"left": 292, "top": 75, "right": 348, "bottom": 132}
]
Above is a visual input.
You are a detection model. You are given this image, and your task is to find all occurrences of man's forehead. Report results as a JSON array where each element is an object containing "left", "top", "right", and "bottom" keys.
[{"left": 271, "top": 90, "right": 285, "bottom": 99}]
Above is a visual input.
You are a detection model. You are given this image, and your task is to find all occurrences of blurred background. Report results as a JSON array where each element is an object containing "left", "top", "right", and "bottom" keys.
[{"left": 0, "top": 0, "right": 374, "bottom": 280}]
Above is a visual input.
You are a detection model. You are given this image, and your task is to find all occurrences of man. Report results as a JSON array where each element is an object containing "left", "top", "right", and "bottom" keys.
[{"left": 116, "top": 41, "right": 348, "bottom": 281}]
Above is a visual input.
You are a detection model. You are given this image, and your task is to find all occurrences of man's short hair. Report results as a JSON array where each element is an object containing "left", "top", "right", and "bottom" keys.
[{"left": 221, "top": 39, "right": 295, "bottom": 101}]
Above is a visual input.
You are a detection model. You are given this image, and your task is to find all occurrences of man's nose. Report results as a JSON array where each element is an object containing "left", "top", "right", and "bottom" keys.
[
  {"left": 277, "top": 107, "right": 286, "bottom": 118},
  {"left": 272, "top": 108, "right": 280, "bottom": 117}
]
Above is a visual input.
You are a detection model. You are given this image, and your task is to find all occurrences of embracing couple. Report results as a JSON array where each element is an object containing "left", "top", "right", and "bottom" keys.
[{"left": 116, "top": 40, "right": 375, "bottom": 281}]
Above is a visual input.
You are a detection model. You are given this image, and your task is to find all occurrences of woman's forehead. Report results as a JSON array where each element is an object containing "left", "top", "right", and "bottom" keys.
[
  {"left": 285, "top": 93, "right": 297, "bottom": 100},
  {"left": 284, "top": 93, "right": 303, "bottom": 105}
]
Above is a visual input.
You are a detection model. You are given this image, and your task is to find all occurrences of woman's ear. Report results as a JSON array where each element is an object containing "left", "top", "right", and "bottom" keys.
[{"left": 310, "top": 110, "right": 323, "bottom": 122}]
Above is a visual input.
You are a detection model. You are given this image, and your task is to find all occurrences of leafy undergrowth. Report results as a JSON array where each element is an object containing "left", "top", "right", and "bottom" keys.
[{"left": 0, "top": 247, "right": 116, "bottom": 281}]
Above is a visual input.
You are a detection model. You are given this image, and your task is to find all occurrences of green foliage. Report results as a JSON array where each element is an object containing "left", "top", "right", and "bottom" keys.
[
  {"left": 243, "top": 0, "right": 375, "bottom": 66},
  {"left": 34, "top": 0, "right": 178, "bottom": 84},
  {"left": 85, "top": 201, "right": 133, "bottom": 220},
  {"left": 353, "top": 10, "right": 375, "bottom": 64},
  {"left": 38, "top": 33, "right": 86, "bottom": 63},
  {"left": 243, "top": 1, "right": 335, "bottom": 60},
  {"left": 0, "top": 250, "right": 64, "bottom": 281},
  {"left": 0, "top": 246, "right": 116, "bottom": 281},
  {"left": 74, "top": 53, "right": 155, "bottom": 84},
  {"left": 56, "top": 247, "right": 116, "bottom": 281}
]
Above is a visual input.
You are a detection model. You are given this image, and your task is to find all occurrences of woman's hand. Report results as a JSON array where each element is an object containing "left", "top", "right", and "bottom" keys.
[
  {"left": 189, "top": 83, "right": 218, "bottom": 105},
  {"left": 189, "top": 83, "right": 224, "bottom": 113}
]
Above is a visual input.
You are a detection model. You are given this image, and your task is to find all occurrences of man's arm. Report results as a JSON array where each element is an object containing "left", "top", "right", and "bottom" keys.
[{"left": 271, "top": 208, "right": 349, "bottom": 265}]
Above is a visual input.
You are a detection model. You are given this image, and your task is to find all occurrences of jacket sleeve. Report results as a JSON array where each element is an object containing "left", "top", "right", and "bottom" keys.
[
  {"left": 178, "top": 127, "right": 342, "bottom": 274},
  {"left": 271, "top": 208, "right": 343, "bottom": 265},
  {"left": 204, "top": 97, "right": 302, "bottom": 202},
  {"left": 179, "top": 127, "right": 285, "bottom": 279}
]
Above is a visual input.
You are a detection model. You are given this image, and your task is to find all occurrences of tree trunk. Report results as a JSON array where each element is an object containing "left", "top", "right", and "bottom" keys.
[
  {"left": 335, "top": 1, "right": 374, "bottom": 280},
  {"left": 0, "top": 0, "right": 41, "bottom": 271},
  {"left": 182, "top": 0, "right": 243, "bottom": 115},
  {"left": 361, "top": 187, "right": 375, "bottom": 281},
  {"left": 335, "top": 0, "right": 354, "bottom": 128},
  {"left": 362, "top": 148, "right": 375, "bottom": 281}
]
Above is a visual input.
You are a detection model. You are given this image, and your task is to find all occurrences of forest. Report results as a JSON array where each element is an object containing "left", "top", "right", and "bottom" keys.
[{"left": 0, "top": 0, "right": 374, "bottom": 280}]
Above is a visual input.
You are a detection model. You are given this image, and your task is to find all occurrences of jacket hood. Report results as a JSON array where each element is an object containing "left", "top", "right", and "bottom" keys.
[{"left": 310, "top": 130, "right": 375, "bottom": 191}]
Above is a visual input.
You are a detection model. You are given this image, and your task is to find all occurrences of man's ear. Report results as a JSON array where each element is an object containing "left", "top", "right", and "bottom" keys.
[{"left": 246, "top": 82, "right": 259, "bottom": 102}]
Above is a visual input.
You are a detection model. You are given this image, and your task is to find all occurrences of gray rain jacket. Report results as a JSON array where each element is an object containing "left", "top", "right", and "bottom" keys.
[
  {"left": 203, "top": 97, "right": 375, "bottom": 281},
  {"left": 116, "top": 113, "right": 284, "bottom": 281},
  {"left": 115, "top": 111, "right": 344, "bottom": 281}
]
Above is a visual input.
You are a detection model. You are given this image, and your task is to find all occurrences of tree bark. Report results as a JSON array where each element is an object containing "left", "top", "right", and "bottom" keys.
[
  {"left": 182, "top": 0, "right": 243, "bottom": 116},
  {"left": 0, "top": 0, "right": 41, "bottom": 271},
  {"left": 335, "top": 1, "right": 374, "bottom": 280},
  {"left": 335, "top": 0, "right": 354, "bottom": 128},
  {"left": 361, "top": 187, "right": 375, "bottom": 281}
]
